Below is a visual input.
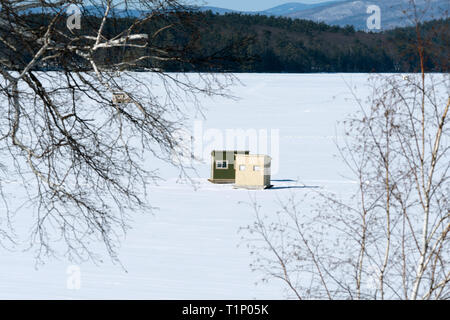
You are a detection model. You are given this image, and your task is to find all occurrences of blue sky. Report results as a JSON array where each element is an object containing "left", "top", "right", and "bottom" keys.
[{"left": 199, "top": 0, "right": 341, "bottom": 11}]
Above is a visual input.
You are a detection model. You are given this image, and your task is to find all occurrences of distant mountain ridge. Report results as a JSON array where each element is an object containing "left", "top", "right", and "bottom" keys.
[
  {"left": 284, "top": 0, "right": 449, "bottom": 30},
  {"left": 23, "top": 1, "right": 449, "bottom": 30},
  {"left": 259, "top": 1, "right": 340, "bottom": 16},
  {"left": 199, "top": 1, "right": 340, "bottom": 17},
  {"left": 21, "top": 2, "right": 342, "bottom": 19},
  {"left": 199, "top": 0, "right": 449, "bottom": 30}
]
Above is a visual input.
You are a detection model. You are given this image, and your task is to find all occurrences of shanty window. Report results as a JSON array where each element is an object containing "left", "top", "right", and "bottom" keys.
[
  {"left": 253, "top": 165, "right": 261, "bottom": 171},
  {"left": 216, "top": 161, "right": 228, "bottom": 169},
  {"left": 239, "top": 165, "right": 246, "bottom": 171}
]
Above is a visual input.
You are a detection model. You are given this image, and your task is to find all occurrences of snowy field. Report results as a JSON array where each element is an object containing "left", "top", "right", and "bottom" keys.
[{"left": 0, "top": 73, "right": 373, "bottom": 299}]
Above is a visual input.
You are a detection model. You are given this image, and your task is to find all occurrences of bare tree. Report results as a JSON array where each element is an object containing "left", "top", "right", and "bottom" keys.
[
  {"left": 244, "top": 1, "right": 449, "bottom": 300},
  {"left": 0, "top": 1, "right": 239, "bottom": 262}
]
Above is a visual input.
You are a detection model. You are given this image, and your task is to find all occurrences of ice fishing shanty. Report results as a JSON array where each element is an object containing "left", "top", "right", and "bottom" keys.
[
  {"left": 208, "top": 150, "right": 249, "bottom": 184},
  {"left": 234, "top": 154, "right": 272, "bottom": 190}
]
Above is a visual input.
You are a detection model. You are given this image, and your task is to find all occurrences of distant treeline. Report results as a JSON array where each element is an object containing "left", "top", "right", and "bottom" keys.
[
  {"left": 190, "top": 12, "right": 448, "bottom": 73},
  {"left": 5, "top": 11, "right": 449, "bottom": 73}
]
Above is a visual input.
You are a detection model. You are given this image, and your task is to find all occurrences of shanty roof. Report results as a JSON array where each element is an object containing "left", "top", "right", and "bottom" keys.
[
  {"left": 236, "top": 154, "right": 272, "bottom": 160},
  {"left": 211, "top": 150, "right": 250, "bottom": 155}
]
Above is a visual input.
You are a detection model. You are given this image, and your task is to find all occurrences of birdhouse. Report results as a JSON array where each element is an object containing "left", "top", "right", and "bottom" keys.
[{"left": 112, "top": 92, "right": 131, "bottom": 104}]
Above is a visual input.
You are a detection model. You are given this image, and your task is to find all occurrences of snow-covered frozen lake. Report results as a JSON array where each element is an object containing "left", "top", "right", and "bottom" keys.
[{"left": 0, "top": 73, "right": 373, "bottom": 299}]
